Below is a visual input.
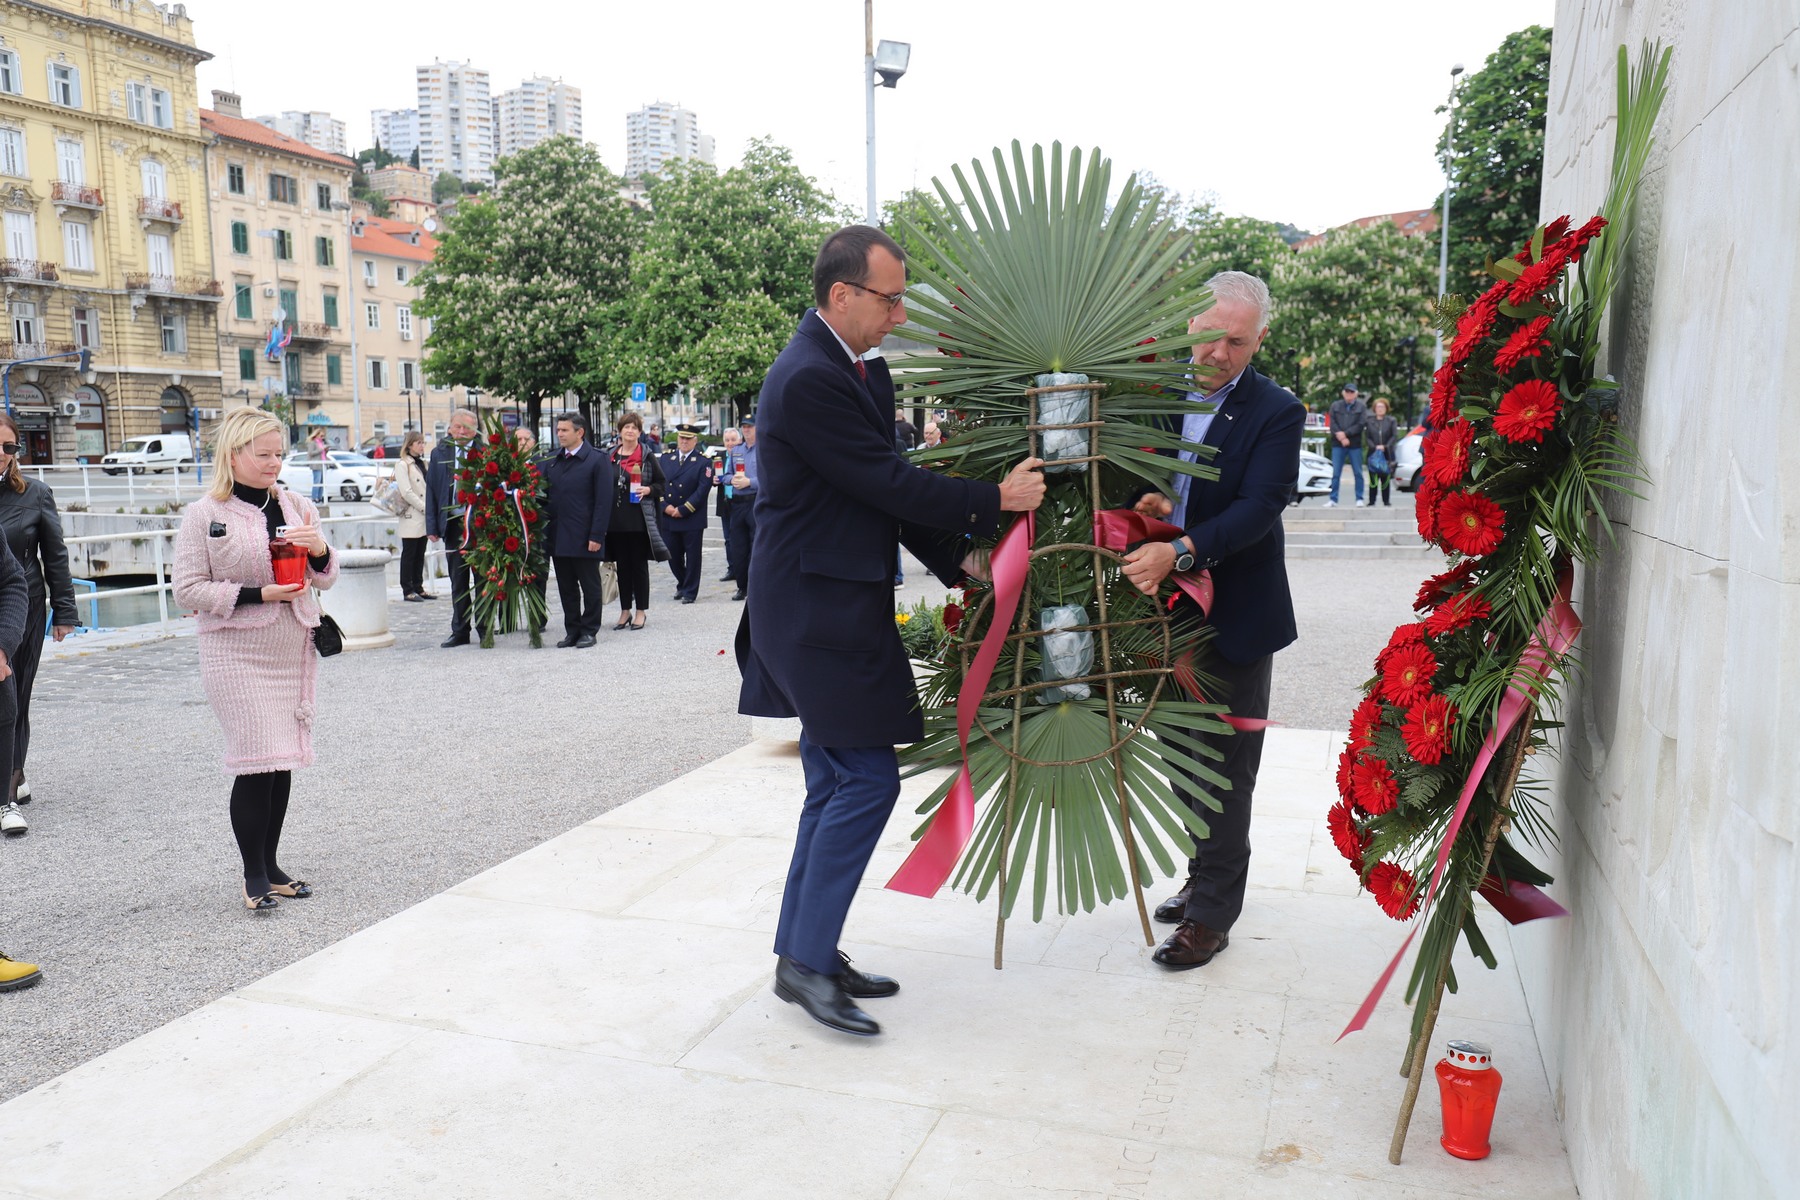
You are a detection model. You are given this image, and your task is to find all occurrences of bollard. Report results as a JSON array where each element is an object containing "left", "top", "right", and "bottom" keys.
[{"left": 317, "top": 548, "right": 395, "bottom": 651}]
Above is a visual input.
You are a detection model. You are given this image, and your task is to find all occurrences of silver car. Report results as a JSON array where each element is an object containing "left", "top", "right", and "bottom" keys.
[{"left": 1393, "top": 428, "right": 1425, "bottom": 491}]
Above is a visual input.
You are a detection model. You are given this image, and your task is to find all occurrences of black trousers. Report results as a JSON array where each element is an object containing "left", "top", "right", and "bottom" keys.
[
  {"left": 11, "top": 592, "right": 47, "bottom": 780},
  {"left": 665, "top": 527, "right": 704, "bottom": 599},
  {"left": 1175, "top": 650, "right": 1274, "bottom": 932},
  {"left": 719, "top": 498, "right": 740, "bottom": 579},
  {"left": 444, "top": 524, "right": 479, "bottom": 638},
  {"left": 553, "top": 556, "right": 603, "bottom": 637},
  {"left": 1368, "top": 469, "right": 1392, "bottom": 505},
  {"left": 0, "top": 672, "right": 17, "bottom": 804},
  {"left": 610, "top": 536, "right": 651, "bottom": 611},
  {"left": 728, "top": 499, "right": 757, "bottom": 592},
  {"left": 399, "top": 536, "right": 427, "bottom": 596}
]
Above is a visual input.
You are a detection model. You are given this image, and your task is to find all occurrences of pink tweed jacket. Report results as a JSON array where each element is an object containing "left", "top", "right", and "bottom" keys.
[{"left": 173, "top": 488, "right": 339, "bottom": 628}]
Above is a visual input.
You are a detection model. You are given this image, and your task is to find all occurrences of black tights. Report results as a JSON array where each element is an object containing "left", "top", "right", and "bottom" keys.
[{"left": 230, "top": 770, "right": 294, "bottom": 897}]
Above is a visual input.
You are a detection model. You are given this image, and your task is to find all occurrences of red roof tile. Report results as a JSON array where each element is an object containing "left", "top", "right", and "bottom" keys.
[
  {"left": 354, "top": 214, "right": 440, "bottom": 263},
  {"left": 1295, "top": 208, "right": 1440, "bottom": 249},
  {"left": 200, "top": 109, "right": 358, "bottom": 172}
]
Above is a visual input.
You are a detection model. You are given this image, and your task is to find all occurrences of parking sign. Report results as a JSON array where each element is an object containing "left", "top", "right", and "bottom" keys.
[{"left": 631, "top": 382, "right": 647, "bottom": 404}]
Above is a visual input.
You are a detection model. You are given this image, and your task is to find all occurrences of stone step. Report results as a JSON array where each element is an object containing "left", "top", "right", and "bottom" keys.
[
  {"left": 1284, "top": 519, "right": 1418, "bottom": 534},
  {"left": 1285, "top": 540, "right": 1440, "bottom": 560},
  {"left": 1286, "top": 530, "right": 1430, "bottom": 548}
]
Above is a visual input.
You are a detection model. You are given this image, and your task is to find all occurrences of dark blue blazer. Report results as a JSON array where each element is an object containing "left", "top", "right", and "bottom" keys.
[
  {"left": 738, "top": 311, "right": 1001, "bottom": 747},
  {"left": 424, "top": 438, "right": 462, "bottom": 540},
  {"left": 656, "top": 447, "right": 713, "bottom": 531},
  {"left": 1154, "top": 365, "right": 1305, "bottom": 664},
  {"left": 541, "top": 440, "right": 616, "bottom": 559}
]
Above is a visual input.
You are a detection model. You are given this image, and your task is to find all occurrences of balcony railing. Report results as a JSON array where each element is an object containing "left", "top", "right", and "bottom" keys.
[
  {"left": 0, "top": 340, "right": 78, "bottom": 362},
  {"left": 124, "top": 274, "right": 224, "bottom": 297},
  {"left": 136, "top": 196, "right": 184, "bottom": 224},
  {"left": 289, "top": 321, "right": 335, "bottom": 342},
  {"left": 50, "top": 181, "right": 105, "bottom": 210},
  {"left": 0, "top": 259, "right": 59, "bottom": 282},
  {"left": 290, "top": 380, "right": 322, "bottom": 397}
]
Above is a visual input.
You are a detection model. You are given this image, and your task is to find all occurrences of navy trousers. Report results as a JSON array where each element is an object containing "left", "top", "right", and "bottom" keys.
[
  {"left": 727, "top": 499, "right": 757, "bottom": 592},
  {"left": 665, "top": 526, "right": 704, "bottom": 599},
  {"left": 774, "top": 735, "right": 901, "bottom": 975},
  {"left": 1176, "top": 651, "right": 1274, "bottom": 932}
]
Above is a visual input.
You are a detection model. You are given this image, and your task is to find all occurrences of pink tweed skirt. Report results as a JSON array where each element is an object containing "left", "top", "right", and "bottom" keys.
[{"left": 198, "top": 609, "right": 320, "bottom": 776}]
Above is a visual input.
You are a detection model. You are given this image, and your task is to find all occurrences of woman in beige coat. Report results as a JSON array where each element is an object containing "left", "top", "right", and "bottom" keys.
[
  {"left": 173, "top": 409, "right": 338, "bottom": 911},
  {"left": 393, "top": 430, "right": 434, "bottom": 601}
]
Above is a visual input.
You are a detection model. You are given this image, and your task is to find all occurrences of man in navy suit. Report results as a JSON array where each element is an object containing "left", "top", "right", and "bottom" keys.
[
  {"left": 425, "top": 407, "right": 482, "bottom": 647},
  {"left": 542, "top": 413, "right": 616, "bottom": 648},
  {"left": 1119, "top": 271, "right": 1305, "bottom": 971},
  {"left": 657, "top": 424, "right": 712, "bottom": 604},
  {"left": 738, "top": 225, "right": 1046, "bottom": 1037}
]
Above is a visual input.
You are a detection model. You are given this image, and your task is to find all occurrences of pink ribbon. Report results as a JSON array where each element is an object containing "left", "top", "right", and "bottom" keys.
[
  {"left": 887, "top": 513, "right": 1035, "bottom": 897},
  {"left": 1338, "top": 571, "right": 1581, "bottom": 1040}
]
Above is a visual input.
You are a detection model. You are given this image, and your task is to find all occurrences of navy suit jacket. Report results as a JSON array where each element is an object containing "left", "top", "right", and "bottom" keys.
[
  {"left": 1154, "top": 365, "right": 1305, "bottom": 664},
  {"left": 424, "top": 438, "right": 464, "bottom": 540},
  {"left": 738, "top": 310, "right": 1001, "bottom": 747},
  {"left": 541, "top": 440, "right": 615, "bottom": 558}
]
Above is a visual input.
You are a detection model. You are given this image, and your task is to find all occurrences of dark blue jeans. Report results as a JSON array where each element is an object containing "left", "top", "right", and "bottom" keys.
[
  {"left": 1329, "top": 444, "right": 1365, "bottom": 502},
  {"left": 775, "top": 735, "right": 901, "bottom": 975}
]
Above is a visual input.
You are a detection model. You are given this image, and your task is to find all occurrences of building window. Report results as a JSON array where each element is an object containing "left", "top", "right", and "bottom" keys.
[
  {"left": 395, "top": 264, "right": 407, "bottom": 283},
  {"left": 4, "top": 210, "right": 36, "bottom": 260},
  {"left": 72, "top": 306, "right": 100, "bottom": 349},
  {"left": 0, "top": 50, "right": 18, "bottom": 96},
  {"left": 230, "top": 220, "right": 249, "bottom": 255},
  {"left": 140, "top": 157, "right": 166, "bottom": 198},
  {"left": 159, "top": 311, "right": 186, "bottom": 353},
  {"left": 322, "top": 292, "right": 339, "bottom": 327},
  {"left": 0, "top": 127, "right": 24, "bottom": 177},
  {"left": 234, "top": 282, "right": 253, "bottom": 320},
  {"left": 362, "top": 259, "right": 376, "bottom": 286},
  {"left": 364, "top": 302, "right": 380, "bottom": 330},
  {"left": 47, "top": 63, "right": 81, "bottom": 109},
  {"left": 126, "top": 82, "right": 147, "bottom": 123},
  {"left": 150, "top": 88, "right": 172, "bottom": 129},
  {"left": 368, "top": 358, "right": 387, "bottom": 389},
  {"left": 10, "top": 300, "right": 40, "bottom": 346},
  {"left": 316, "top": 182, "right": 332, "bottom": 209},
  {"left": 226, "top": 162, "right": 245, "bottom": 195},
  {"left": 326, "top": 354, "right": 342, "bottom": 386},
  {"left": 56, "top": 138, "right": 84, "bottom": 184},
  {"left": 397, "top": 306, "right": 413, "bottom": 340},
  {"left": 274, "top": 228, "right": 293, "bottom": 260},
  {"left": 61, "top": 219, "right": 93, "bottom": 270},
  {"left": 278, "top": 288, "right": 298, "bottom": 327},
  {"left": 400, "top": 359, "right": 418, "bottom": 390},
  {"left": 268, "top": 173, "right": 297, "bottom": 204},
  {"left": 238, "top": 346, "right": 256, "bottom": 381},
  {"left": 146, "top": 231, "right": 172, "bottom": 280},
  {"left": 314, "top": 235, "right": 334, "bottom": 267}
]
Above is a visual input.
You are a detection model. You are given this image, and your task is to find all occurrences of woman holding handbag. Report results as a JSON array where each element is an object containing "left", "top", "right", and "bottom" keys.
[
  {"left": 393, "top": 430, "right": 434, "bottom": 601},
  {"left": 173, "top": 409, "right": 338, "bottom": 912},
  {"left": 605, "top": 411, "right": 663, "bottom": 631},
  {"left": 1364, "top": 397, "right": 1399, "bottom": 509}
]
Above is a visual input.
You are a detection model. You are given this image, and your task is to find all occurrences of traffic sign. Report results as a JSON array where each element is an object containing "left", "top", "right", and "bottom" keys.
[{"left": 631, "top": 381, "right": 647, "bottom": 404}]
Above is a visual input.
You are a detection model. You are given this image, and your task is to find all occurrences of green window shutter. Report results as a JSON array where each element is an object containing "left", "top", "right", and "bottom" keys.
[
  {"left": 326, "top": 354, "right": 342, "bottom": 385},
  {"left": 322, "top": 293, "right": 338, "bottom": 327},
  {"left": 279, "top": 288, "right": 298, "bottom": 327},
  {"left": 238, "top": 347, "right": 255, "bottom": 381},
  {"left": 230, "top": 221, "right": 248, "bottom": 254},
  {"left": 234, "top": 284, "right": 252, "bottom": 320}
]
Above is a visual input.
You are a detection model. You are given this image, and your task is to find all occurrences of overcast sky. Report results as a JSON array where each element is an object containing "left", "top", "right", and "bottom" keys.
[{"left": 195, "top": 0, "right": 1552, "bottom": 234}]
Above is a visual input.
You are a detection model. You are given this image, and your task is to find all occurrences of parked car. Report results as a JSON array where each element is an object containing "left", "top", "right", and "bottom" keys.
[
  {"left": 360, "top": 436, "right": 406, "bottom": 459},
  {"left": 278, "top": 451, "right": 380, "bottom": 501},
  {"left": 324, "top": 449, "right": 396, "bottom": 478},
  {"left": 1393, "top": 427, "right": 1425, "bottom": 491},
  {"left": 1294, "top": 447, "right": 1333, "bottom": 500},
  {"left": 100, "top": 432, "right": 193, "bottom": 475}
]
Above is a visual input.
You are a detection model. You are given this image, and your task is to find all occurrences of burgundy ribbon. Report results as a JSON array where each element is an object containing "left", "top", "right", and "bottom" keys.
[{"left": 1338, "top": 572, "right": 1581, "bottom": 1040}]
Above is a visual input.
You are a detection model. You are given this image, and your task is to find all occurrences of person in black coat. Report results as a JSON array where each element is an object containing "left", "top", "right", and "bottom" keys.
[
  {"left": 1120, "top": 271, "right": 1305, "bottom": 972},
  {"left": 604, "top": 411, "right": 663, "bottom": 631},
  {"left": 657, "top": 424, "right": 712, "bottom": 604},
  {"left": 425, "top": 408, "right": 482, "bottom": 647},
  {"left": 738, "top": 225, "right": 1046, "bottom": 1037},
  {"left": 0, "top": 414, "right": 77, "bottom": 813},
  {"left": 541, "top": 413, "right": 616, "bottom": 648}
]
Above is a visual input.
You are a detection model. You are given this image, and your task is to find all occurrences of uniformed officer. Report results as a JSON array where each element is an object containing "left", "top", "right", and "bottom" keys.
[{"left": 658, "top": 423, "right": 712, "bottom": 604}]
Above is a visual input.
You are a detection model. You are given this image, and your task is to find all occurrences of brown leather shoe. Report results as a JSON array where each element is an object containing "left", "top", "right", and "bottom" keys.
[
  {"left": 1152, "top": 920, "right": 1229, "bottom": 970},
  {"left": 1153, "top": 879, "right": 1195, "bottom": 923}
]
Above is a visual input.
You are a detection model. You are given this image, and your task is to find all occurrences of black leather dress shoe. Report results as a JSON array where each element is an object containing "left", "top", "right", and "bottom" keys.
[
  {"left": 556, "top": 635, "right": 578, "bottom": 648},
  {"left": 731, "top": 588, "right": 747, "bottom": 602},
  {"left": 1154, "top": 878, "right": 1196, "bottom": 924},
  {"left": 440, "top": 634, "right": 470, "bottom": 648},
  {"left": 680, "top": 595, "right": 696, "bottom": 605},
  {"left": 1152, "top": 920, "right": 1229, "bottom": 970},
  {"left": 574, "top": 634, "right": 597, "bottom": 648},
  {"left": 836, "top": 953, "right": 898, "bottom": 998},
  {"left": 718, "top": 573, "right": 736, "bottom": 582},
  {"left": 773, "top": 958, "right": 880, "bottom": 1036}
]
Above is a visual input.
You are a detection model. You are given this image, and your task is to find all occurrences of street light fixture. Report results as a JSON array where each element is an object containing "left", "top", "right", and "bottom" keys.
[
  {"left": 1433, "top": 63, "right": 1465, "bottom": 373},
  {"left": 864, "top": 2, "right": 911, "bottom": 225}
]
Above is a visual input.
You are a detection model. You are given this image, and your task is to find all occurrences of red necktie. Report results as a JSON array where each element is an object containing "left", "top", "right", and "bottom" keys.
[{"left": 854, "top": 359, "right": 867, "bottom": 381}]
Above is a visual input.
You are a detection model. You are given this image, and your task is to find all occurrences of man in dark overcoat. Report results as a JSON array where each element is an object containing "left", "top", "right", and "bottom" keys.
[
  {"left": 425, "top": 407, "right": 481, "bottom": 647},
  {"left": 737, "top": 224, "right": 1046, "bottom": 1037},
  {"left": 657, "top": 424, "right": 711, "bottom": 604},
  {"left": 541, "top": 412, "right": 615, "bottom": 648}
]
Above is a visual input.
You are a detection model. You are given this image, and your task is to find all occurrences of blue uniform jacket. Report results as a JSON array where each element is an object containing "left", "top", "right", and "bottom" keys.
[{"left": 656, "top": 447, "right": 713, "bottom": 531}]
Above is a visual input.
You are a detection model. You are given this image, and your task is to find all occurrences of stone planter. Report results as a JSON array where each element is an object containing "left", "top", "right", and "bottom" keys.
[{"left": 319, "top": 548, "right": 395, "bottom": 651}]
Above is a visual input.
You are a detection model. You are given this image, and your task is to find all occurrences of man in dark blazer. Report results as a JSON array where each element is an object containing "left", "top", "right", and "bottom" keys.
[
  {"left": 425, "top": 407, "right": 482, "bottom": 647},
  {"left": 542, "top": 413, "right": 615, "bottom": 648},
  {"left": 657, "top": 424, "right": 712, "bottom": 604},
  {"left": 1119, "top": 271, "right": 1305, "bottom": 971},
  {"left": 738, "top": 224, "right": 1046, "bottom": 1037}
]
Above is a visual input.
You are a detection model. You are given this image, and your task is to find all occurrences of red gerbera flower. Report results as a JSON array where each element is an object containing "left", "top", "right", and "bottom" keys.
[
  {"left": 1560, "top": 216, "right": 1607, "bottom": 263},
  {"left": 1422, "top": 419, "right": 1475, "bottom": 488},
  {"left": 1493, "top": 315, "right": 1553, "bottom": 375},
  {"left": 1368, "top": 861, "right": 1422, "bottom": 920},
  {"left": 1375, "top": 622, "right": 1428, "bottom": 673},
  {"left": 1348, "top": 692, "right": 1384, "bottom": 750},
  {"left": 1493, "top": 378, "right": 1563, "bottom": 443},
  {"left": 1380, "top": 641, "right": 1438, "bottom": 707},
  {"left": 1401, "top": 694, "right": 1458, "bottom": 765},
  {"left": 1436, "top": 491, "right": 1507, "bottom": 557},
  {"left": 1415, "top": 477, "right": 1445, "bottom": 544},
  {"left": 504, "top": 536, "right": 520, "bottom": 552},
  {"left": 1424, "top": 591, "right": 1491, "bottom": 637},
  {"left": 1426, "top": 365, "right": 1461, "bottom": 428},
  {"left": 1328, "top": 800, "right": 1371, "bottom": 865},
  {"left": 1514, "top": 216, "right": 1572, "bottom": 261},
  {"left": 942, "top": 601, "right": 964, "bottom": 634},
  {"left": 1352, "top": 756, "right": 1400, "bottom": 816},
  {"left": 1447, "top": 298, "right": 1498, "bottom": 366},
  {"left": 1336, "top": 745, "right": 1358, "bottom": 802},
  {"left": 1415, "top": 561, "right": 1480, "bottom": 611}
]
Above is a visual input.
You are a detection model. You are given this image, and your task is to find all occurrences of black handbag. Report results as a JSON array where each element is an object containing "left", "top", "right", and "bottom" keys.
[{"left": 313, "top": 611, "right": 344, "bottom": 657}]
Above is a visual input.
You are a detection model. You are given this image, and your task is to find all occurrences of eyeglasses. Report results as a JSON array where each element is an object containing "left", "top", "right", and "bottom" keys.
[
  {"left": 0, "top": 442, "right": 19, "bottom": 456},
  {"left": 840, "top": 280, "right": 907, "bottom": 310}
]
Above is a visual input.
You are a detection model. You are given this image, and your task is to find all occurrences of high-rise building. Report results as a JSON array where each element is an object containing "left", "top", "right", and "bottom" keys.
[
  {"left": 492, "top": 77, "right": 581, "bottom": 159},
  {"left": 624, "top": 101, "right": 713, "bottom": 180},
  {"left": 415, "top": 61, "right": 493, "bottom": 186},
  {"left": 370, "top": 108, "right": 420, "bottom": 162},
  {"left": 252, "top": 111, "right": 347, "bottom": 156}
]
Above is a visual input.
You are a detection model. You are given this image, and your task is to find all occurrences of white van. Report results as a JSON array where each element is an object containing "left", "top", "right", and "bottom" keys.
[{"left": 101, "top": 432, "right": 194, "bottom": 475}]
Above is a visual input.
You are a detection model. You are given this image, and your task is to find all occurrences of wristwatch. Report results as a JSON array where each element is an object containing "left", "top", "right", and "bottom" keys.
[{"left": 1172, "top": 544, "right": 1196, "bottom": 573}]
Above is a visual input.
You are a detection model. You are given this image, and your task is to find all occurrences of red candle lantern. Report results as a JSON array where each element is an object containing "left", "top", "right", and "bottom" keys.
[{"left": 1435, "top": 1038, "right": 1502, "bottom": 1160}]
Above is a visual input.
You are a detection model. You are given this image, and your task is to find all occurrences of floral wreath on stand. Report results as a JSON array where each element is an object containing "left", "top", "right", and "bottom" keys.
[{"left": 452, "top": 416, "right": 548, "bottom": 648}]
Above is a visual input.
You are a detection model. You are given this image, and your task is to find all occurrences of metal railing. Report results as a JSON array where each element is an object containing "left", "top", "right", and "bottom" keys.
[
  {"left": 0, "top": 259, "right": 59, "bottom": 282},
  {"left": 136, "top": 196, "right": 184, "bottom": 222},
  {"left": 124, "top": 273, "right": 223, "bottom": 297},
  {"left": 50, "top": 181, "right": 105, "bottom": 209}
]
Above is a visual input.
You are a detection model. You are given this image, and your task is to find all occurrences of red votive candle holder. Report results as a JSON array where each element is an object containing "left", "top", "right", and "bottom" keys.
[
  {"left": 1436, "top": 1038, "right": 1503, "bottom": 1160},
  {"left": 269, "top": 537, "right": 307, "bottom": 587}
]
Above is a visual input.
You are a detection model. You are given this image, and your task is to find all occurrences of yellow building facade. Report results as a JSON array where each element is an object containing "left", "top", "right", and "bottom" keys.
[
  {"left": 0, "top": 0, "right": 223, "bottom": 463},
  {"left": 350, "top": 208, "right": 476, "bottom": 444},
  {"left": 201, "top": 93, "right": 355, "bottom": 445}
]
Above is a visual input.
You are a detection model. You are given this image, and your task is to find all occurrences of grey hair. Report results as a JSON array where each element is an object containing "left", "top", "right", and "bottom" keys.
[
  {"left": 450, "top": 407, "right": 477, "bottom": 424},
  {"left": 1205, "top": 270, "right": 1273, "bottom": 329}
]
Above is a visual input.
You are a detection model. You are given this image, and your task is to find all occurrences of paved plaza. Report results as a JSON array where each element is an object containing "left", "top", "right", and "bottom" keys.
[{"left": 0, "top": 531, "right": 1578, "bottom": 1197}]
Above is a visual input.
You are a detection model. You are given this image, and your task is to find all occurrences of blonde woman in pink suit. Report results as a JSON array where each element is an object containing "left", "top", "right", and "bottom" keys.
[{"left": 173, "top": 409, "right": 338, "bottom": 912}]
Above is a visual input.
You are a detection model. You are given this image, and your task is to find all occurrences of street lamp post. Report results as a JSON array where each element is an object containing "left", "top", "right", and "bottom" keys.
[
  {"left": 864, "top": 1, "right": 911, "bottom": 225},
  {"left": 1433, "top": 63, "right": 1465, "bottom": 372},
  {"left": 331, "top": 199, "right": 363, "bottom": 448},
  {"left": 1400, "top": 336, "right": 1419, "bottom": 427}
]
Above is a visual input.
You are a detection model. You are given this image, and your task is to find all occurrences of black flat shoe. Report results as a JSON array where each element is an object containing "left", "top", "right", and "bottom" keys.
[
  {"left": 774, "top": 958, "right": 880, "bottom": 1036},
  {"left": 680, "top": 595, "right": 696, "bottom": 605},
  {"left": 837, "top": 953, "right": 899, "bottom": 998},
  {"left": 404, "top": 594, "right": 426, "bottom": 603},
  {"left": 269, "top": 881, "right": 313, "bottom": 899},
  {"left": 243, "top": 892, "right": 279, "bottom": 912}
]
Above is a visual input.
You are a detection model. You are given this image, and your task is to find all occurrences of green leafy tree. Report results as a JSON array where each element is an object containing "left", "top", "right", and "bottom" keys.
[
  {"left": 881, "top": 187, "right": 957, "bottom": 276},
  {"left": 1435, "top": 25, "right": 1552, "bottom": 288},
  {"left": 1258, "top": 221, "right": 1437, "bottom": 418},
  {"left": 414, "top": 137, "right": 638, "bottom": 431},
  {"left": 1185, "top": 211, "right": 1293, "bottom": 285},
  {"left": 432, "top": 171, "right": 463, "bottom": 205}
]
